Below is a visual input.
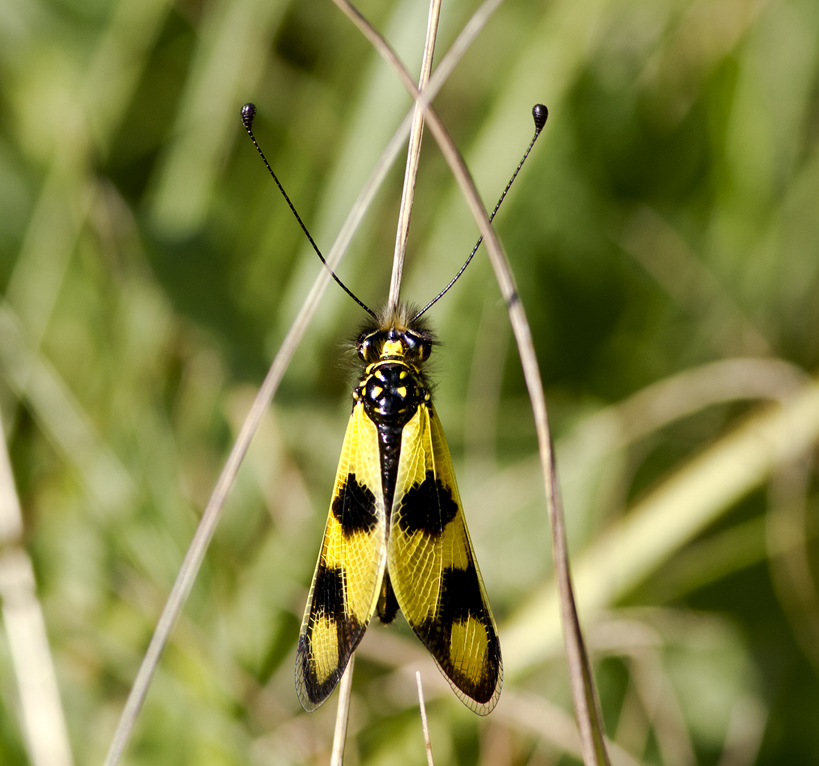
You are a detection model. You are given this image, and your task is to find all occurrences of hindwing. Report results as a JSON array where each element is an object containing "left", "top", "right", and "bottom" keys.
[
  {"left": 389, "top": 401, "right": 502, "bottom": 715},
  {"left": 295, "top": 401, "right": 386, "bottom": 711}
]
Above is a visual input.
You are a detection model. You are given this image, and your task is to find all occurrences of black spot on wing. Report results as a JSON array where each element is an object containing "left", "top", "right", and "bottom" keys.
[
  {"left": 332, "top": 473, "right": 377, "bottom": 535},
  {"left": 312, "top": 564, "right": 345, "bottom": 620},
  {"left": 397, "top": 471, "right": 458, "bottom": 535},
  {"left": 297, "top": 563, "right": 365, "bottom": 710},
  {"left": 311, "top": 564, "right": 364, "bottom": 645},
  {"left": 440, "top": 566, "right": 486, "bottom": 623},
  {"left": 419, "top": 565, "right": 501, "bottom": 706}
]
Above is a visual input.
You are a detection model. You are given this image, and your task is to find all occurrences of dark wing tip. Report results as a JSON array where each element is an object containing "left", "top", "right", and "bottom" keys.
[{"left": 295, "top": 634, "right": 346, "bottom": 712}]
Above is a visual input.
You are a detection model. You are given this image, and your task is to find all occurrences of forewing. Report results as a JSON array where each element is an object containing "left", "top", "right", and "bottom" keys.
[
  {"left": 295, "top": 401, "right": 386, "bottom": 711},
  {"left": 389, "top": 402, "right": 502, "bottom": 714}
]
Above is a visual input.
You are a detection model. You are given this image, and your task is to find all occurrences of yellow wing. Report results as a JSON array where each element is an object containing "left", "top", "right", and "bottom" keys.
[
  {"left": 296, "top": 401, "right": 386, "bottom": 711},
  {"left": 388, "top": 402, "right": 502, "bottom": 715}
]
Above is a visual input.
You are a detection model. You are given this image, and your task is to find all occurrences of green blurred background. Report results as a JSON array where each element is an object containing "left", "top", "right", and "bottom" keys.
[{"left": 1, "top": 0, "right": 818, "bottom": 763}]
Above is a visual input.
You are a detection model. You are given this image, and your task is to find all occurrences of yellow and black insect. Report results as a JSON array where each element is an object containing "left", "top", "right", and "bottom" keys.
[
  {"left": 295, "top": 303, "right": 502, "bottom": 714},
  {"left": 241, "top": 102, "right": 547, "bottom": 715}
]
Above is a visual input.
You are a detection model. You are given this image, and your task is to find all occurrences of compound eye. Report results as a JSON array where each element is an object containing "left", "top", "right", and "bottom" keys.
[
  {"left": 419, "top": 342, "right": 432, "bottom": 361},
  {"left": 358, "top": 338, "right": 371, "bottom": 361}
]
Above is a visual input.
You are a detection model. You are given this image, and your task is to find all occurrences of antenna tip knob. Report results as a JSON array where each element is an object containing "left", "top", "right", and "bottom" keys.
[
  {"left": 532, "top": 104, "right": 548, "bottom": 132},
  {"left": 241, "top": 103, "right": 257, "bottom": 129}
]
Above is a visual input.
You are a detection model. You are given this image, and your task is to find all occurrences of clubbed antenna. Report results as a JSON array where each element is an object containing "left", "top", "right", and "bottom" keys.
[
  {"left": 241, "top": 103, "right": 376, "bottom": 319},
  {"left": 414, "top": 104, "right": 548, "bottom": 320}
]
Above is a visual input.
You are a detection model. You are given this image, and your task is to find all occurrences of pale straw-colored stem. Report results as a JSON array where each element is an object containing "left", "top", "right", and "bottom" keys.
[
  {"left": 416, "top": 672, "right": 435, "bottom": 766},
  {"left": 330, "top": 655, "right": 355, "bottom": 766},
  {"left": 332, "top": 2, "right": 611, "bottom": 762},
  {"left": 388, "top": 0, "right": 441, "bottom": 308}
]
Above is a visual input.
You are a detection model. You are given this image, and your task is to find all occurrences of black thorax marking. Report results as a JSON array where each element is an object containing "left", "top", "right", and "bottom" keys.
[{"left": 355, "top": 359, "right": 427, "bottom": 519}]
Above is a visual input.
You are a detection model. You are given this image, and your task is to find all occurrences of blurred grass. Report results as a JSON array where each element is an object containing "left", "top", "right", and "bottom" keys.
[{"left": 1, "top": 0, "right": 818, "bottom": 764}]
